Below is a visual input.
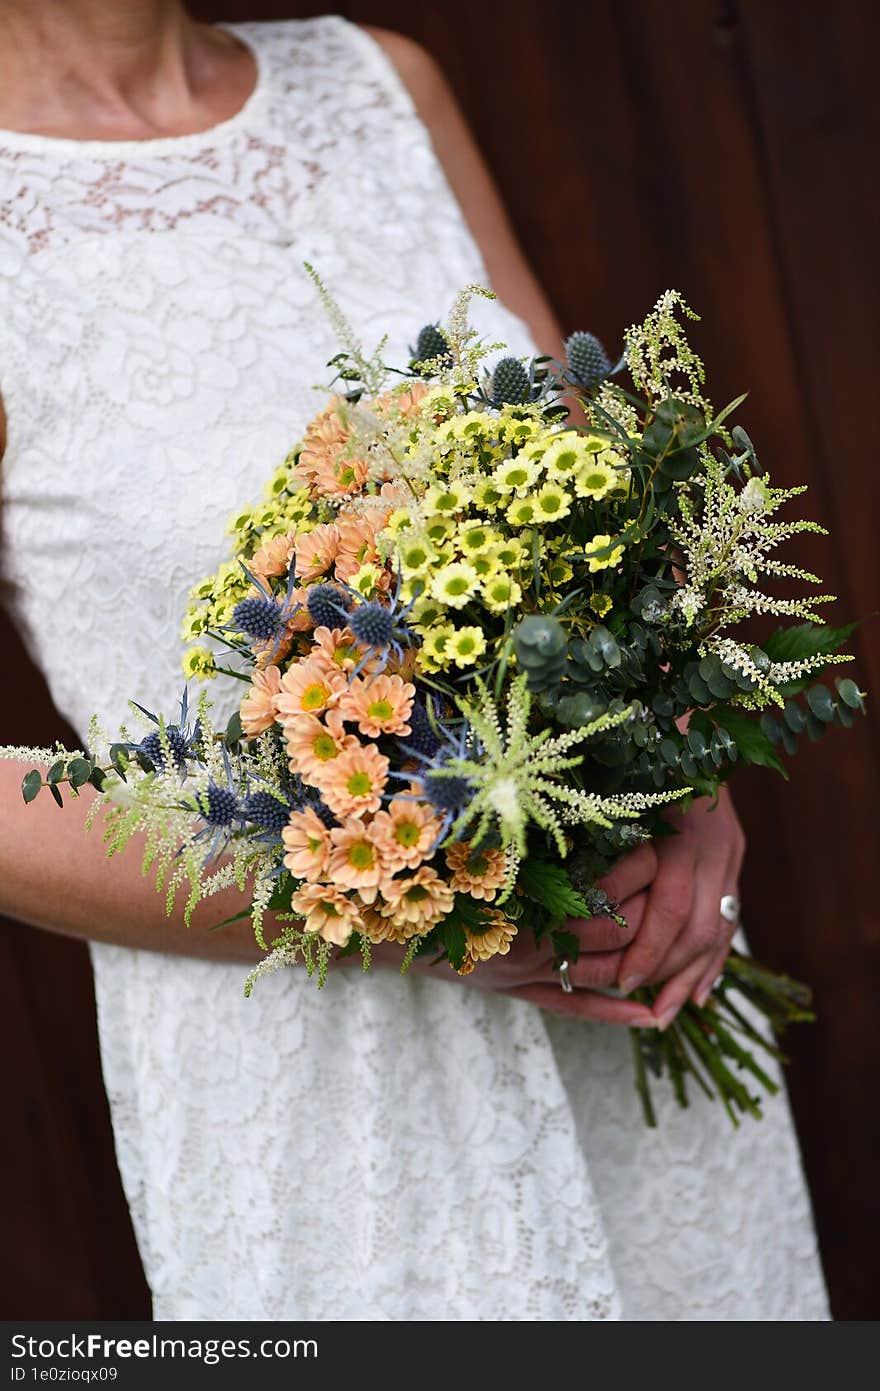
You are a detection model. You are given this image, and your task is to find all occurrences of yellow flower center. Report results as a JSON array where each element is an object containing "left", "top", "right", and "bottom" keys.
[
  {"left": 347, "top": 841, "right": 376, "bottom": 870},
  {"left": 505, "top": 467, "right": 528, "bottom": 487},
  {"left": 394, "top": 821, "right": 421, "bottom": 848},
  {"left": 446, "top": 576, "right": 469, "bottom": 597},
  {"left": 539, "top": 493, "right": 562, "bottom": 513},
  {"left": 332, "top": 644, "right": 357, "bottom": 667},
  {"left": 584, "top": 471, "right": 610, "bottom": 490},
  {"left": 321, "top": 901, "right": 342, "bottom": 917},
  {"left": 312, "top": 732, "right": 339, "bottom": 761},
  {"left": 347, "top": 771, "right": 373, "bottom": 797},
  {"left": 301, "top": 682, "right": 329, "bottom": 711},
  {"left": 367, "top": 699, "right": 394, "bottom": 722},
  {"left": 404, "top": 884, "right": 430, "bottom": 903},
  {"left": 456, "top": 636, "right": 476, "bottom": 655},
  {"left": 337, "top": 464, "right": 357, "bottom": 488},
  {"left": 307, "top": 835, "right": 324, "bottom": 854},
  {"left": 553, "top": 449, "right": 578, "bottom": 472},
  {"left": 467, "top": 853, "right": 489, "bottom": 876}
]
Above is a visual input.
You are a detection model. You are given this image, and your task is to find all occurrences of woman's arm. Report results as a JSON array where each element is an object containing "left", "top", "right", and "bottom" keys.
[
  {"left": 0, "top": 758, "right": 259, "bottom": 960},
  {"left": 363, "top": 26, "right": 566, "bottom": 360}
]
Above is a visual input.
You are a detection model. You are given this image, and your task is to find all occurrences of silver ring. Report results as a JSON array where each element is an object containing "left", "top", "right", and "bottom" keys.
[
  {"left": 558, "top": 959, "right": 574, "bottom": 994},
  {"left": 720, "top": 894, "right": 741, "bottom": 925}
]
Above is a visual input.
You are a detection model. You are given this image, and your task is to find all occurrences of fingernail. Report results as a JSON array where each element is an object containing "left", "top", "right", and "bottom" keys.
[
  {"left": 693, "top": 986, "right": 710, "bottom": 1009},
  {"left": 619, "top": 975, "right": 644, "bottom": 996},
  {"left": 656, "top": 1006, "right": 679, "bottom": 1032},
  {"left": 632, "top": 1016, "right": 661, "bottom": 1029}
]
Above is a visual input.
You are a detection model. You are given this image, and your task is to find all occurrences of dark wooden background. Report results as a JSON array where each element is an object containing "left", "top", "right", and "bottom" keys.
[{"left": 2, "top": 0, "right": 877, "bottom": 1320}]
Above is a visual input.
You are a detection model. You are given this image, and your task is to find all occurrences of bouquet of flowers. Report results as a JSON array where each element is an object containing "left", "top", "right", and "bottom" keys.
[{"left": 7, "top": 273, "right": 865, "bottom": 1126}]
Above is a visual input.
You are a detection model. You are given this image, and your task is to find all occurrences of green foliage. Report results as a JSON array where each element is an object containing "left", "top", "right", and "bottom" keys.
[
  {"left": 760, "top": 676, "right": 866, "bottom": 756},
  {"left": 517, "top": 858, "right": 593, "bottom": 924},
  {"left": 21, "top": 770, "right": 42, "bottom": 803}
]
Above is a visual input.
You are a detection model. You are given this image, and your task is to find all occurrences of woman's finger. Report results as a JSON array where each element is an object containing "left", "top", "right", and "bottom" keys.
[
  {"left": 596, "top": 843, "right": 658, "bottom": 905},
  {"left": 564, "top": 891, "right": 648, "bottom": 954},
  {"left": 644, "top": 860, "right": 731, "bottom": 985},
  {"left": 614, "top": 834, "right": 695, "bottom": 994},
  {"left": 505, "top": 983, "right": 658, "bottom": 1027},
  {"left": 651, "top": 950, "right": 717, "bottom": 1029},
  {"left": 691, "top": 942, "right": 731, "bottom": 1008}
]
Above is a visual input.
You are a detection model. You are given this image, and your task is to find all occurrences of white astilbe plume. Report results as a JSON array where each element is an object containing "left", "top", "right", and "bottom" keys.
[
  {"left": 624, "top": 290, "right": 709, "bottom": 409},
  {"left": 670, "top": 456, "right": 832, "bottom": 631},
  {"left": 431, "top": 676, "right": 685, "bottom": 884}
]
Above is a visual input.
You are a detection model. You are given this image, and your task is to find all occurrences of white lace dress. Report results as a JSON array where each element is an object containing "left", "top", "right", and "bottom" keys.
[{"left": 0, "top": 16, "right": 830, "bottom": 1320}]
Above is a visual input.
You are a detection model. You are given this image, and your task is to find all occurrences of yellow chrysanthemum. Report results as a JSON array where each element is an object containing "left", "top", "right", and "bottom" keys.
[
  {"left": 397, "top": 533, "right": 437, "bottom": 575},
  {"left": 349, "top": 562, "right": 387, "bottom": 598},
  {"left": 408, "top": 595, "right": 446, "bottom": 631},
  {"left": 469, "top": 551, "right": 501, "bottom": 581},
  {"left": 541, "top": 431, "right": 593, "bottom": 481},
  {"left": 496, "top": 409, "right": 544, "bottom": 445},
  {"left": 573, "top": 456, "right": 618, "bottom": 500},
  {"left": 182, "top": 646, "right": 217, "bottom": 681},
  {"left": 424, "top": 514, "right": 456, "bottom": 545},
  {"left": 430, "top": 561, "right": 479, "bottom": 609},
  {"left": 447, "top": 626, "right": 487, "bottom": 668},
  {"left": 494, "top": 455, "right": 541, "bottom": 496},
  {"left": 505, "top": 496, "right": 538, "bottom": 528},
  {"left": 590, "top": 593, "right": 613, "bottom": 617},
  {"left": 545, "top": 557, "right": 575, "bottom": 587},
  {"left": 584, "top": 534, "right": 625, "bottom": 572},
  {"left": 489, "top": 537, "right": 527, "bottom": 570},
  {"left": 385, "top": 508, "right": 414, "bottom": 537},
  {"left": 472, "top": 477, "right": 506, "bottom": 512},
  {"left": 482, "top": 573, "right": 523, "bottom": 615},
  {"left": 457, "top": 520, "right": 500, "bottom": 557},
  {"left": 533, "top": 482, "right": 572, "bottom": 524},
  {"left": 419, "top": 623, "right": 456, "bottom": 671},
  {"left": 425, "top": 480, "right": 471, "bottom": 514},
  {"left": 180, "top": 608, "right": 210, "bottom": 642}
]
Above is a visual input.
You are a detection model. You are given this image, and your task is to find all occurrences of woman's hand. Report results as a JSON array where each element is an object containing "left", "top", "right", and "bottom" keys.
[{"left": 608, "top": 789, "right": 746, "bottom": 1028}]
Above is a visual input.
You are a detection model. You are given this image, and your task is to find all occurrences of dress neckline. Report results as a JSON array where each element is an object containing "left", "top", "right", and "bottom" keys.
[{"left": 0, "top": 23, "right": 267, "bottom": 158}]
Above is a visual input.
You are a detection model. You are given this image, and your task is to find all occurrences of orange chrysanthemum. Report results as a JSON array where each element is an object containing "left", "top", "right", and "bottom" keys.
[
  {"left": 275, "top": 657, "right": 345, "bottom": 720},
  {"left": 444, "top": 841, "right": 507, "bottom": 902},
  {"left": 290, "top": 882, "right": 360, "bottom": 947},
  {"left": 294, "top": 523, "right": 339, "bottom": 581},
  {"left": 308, "top": 625, "right": 369, "bottom": 678},
  {"left": 284, "top": 707, "right": 359, "bottom": 782},
  {"left": 459, "top": 913, "right": 518, "bottom": 971},
  {"left": 240, "top": 664, "right": 283, "bottom": 738},
  {"left": 368, "top": 797, "right": 441, "bottom": 872},
  {"left": 337, "top": 673, "right": 415, "bottom": 738},
  {"left": 249, "top": 530, "right": 296, "bottom": 580},
  {"left": 326, "top": 819, "right": 392, "bottom": 903},
  {"left": 295, "top": 396, "right": 349, "bottom": 492},
  {"left": 316, "top": 742, "right": 389, "bottom": 819},
  {"left": 377, "top": 865, "right": 455, "bottom": 936},
  {"left": 281, "top": 806, "right": 332, "bottom": 882},
  {"left": 310, "top": 448, "right": 369, "bottom": 500}
]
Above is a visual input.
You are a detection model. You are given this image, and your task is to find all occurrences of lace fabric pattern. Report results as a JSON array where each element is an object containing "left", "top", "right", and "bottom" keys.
[{"left": 0, "top": 16, "right": 829, "bottom": 1320}]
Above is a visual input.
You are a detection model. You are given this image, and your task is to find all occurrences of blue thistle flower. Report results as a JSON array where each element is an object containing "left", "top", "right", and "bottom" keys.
[
  {"left": 410, "top": 323, "right": 452, "bottom": 368},
  {"left": 232, "top": 595, "right": 289, "bottom": 643},
  {"left": 306, "top": 583, "right": 353, "bottom": 629},
  {"left": 240, "top": 789, "right": 293, "bottom": 835},
  {"left": 564, "top": 330, "right": 622, "bottom": 389},
  {"left": 398, "top": 696, "right": 443, "bottom": 760},
  {"left": 131, "top": 688, "right": 202, "bottom": 775},
  {"left": 489, "top": 355, "right": 531, "bottom": 406},
  {"left": 201, "top": 782, "right": 241, "bottom": 827}
]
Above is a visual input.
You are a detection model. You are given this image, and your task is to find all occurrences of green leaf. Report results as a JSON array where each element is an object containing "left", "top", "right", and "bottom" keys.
[
  {"left": 806, "top": 684, "right": 835, "bottom": 722},
  {"left": 762, "top": 620, "right": 859, "bottom": 665},
  {"left": 225, "top": 710, "right": 244, "bottom": 749},
  {"left": 67, "top": 757, "right": 92, "bottom": 789},
  {"left": 207, "top": 907, "right": 252, "bottom": 933},
  {"left": 442, "top": 918, "right": 467, "bottom": 971},
  {"left": 48, "top": 783, "right": 64, "bottom": 808},
  {"left": 517, "top": 859, "right": 592, "bottom": 923},
  {"left": 709, "top": 706, "right": 789, "bottom": 778},
  {"left": 21, "top": 770, "right": 43, "bottom": 804},
  {"left": 835, "top": 678, "right": 863, "bottom": 711},
  {"left": 47, "top": 759, "right": 66, "bottom": 785}
]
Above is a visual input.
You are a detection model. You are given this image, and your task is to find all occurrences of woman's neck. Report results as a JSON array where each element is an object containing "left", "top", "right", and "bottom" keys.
[{"left": 0, "top": 1, "right": 256, "bottom": 140}]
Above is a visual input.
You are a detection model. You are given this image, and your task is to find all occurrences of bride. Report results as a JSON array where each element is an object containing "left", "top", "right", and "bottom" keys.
[{"left": 0, "top": 1, "right": 828, "bottom": 1319}]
